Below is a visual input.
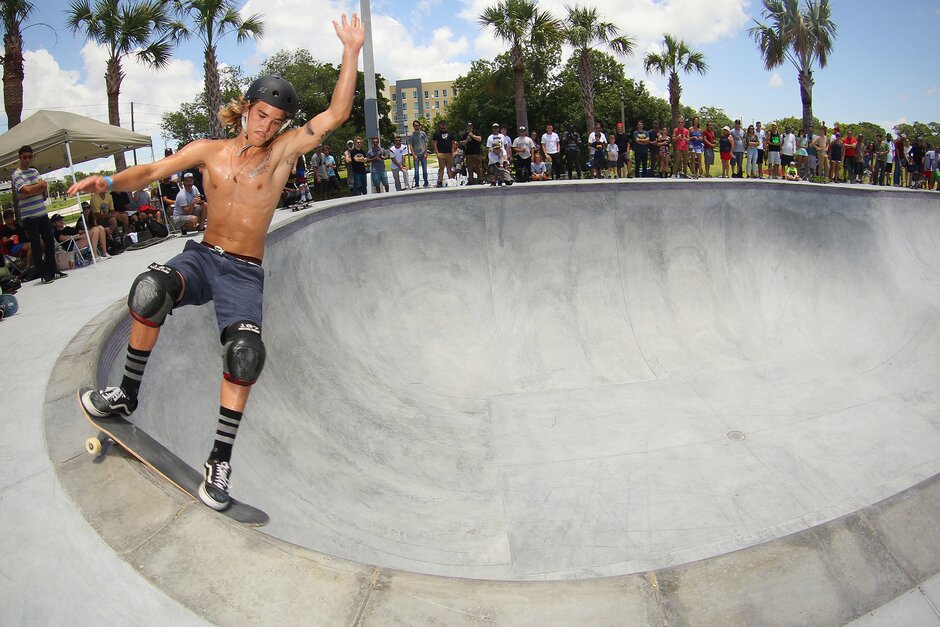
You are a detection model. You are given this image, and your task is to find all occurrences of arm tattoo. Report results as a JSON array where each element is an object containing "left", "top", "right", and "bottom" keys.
[{"left": 304, "top": 121, "right": 315, "bottom": 136}]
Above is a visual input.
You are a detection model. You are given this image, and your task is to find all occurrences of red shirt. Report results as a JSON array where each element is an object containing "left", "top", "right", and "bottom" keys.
[
  {"left": 703, "top": 129, "right": 716, "bottom": 148},
  {"left": 673, "top": 127, "right": 690, "bottom": 151},
  {"left": 843, "top": 136, "right": 858, "bottom": 158}
]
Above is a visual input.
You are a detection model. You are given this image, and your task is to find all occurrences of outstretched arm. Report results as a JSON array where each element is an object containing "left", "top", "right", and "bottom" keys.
[
  {"left": 67, "top": 140, "right": 213, "bottom": 197},
  {"left": 283, "top": 14, "right": 365, "bottom": 157}
]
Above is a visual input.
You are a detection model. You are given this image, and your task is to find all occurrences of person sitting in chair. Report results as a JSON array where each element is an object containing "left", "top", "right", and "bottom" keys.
[
  {"left": 173, "top": 172, "right": 207, "bottom": 234},
  {"left": 51, "top": 213, "right": 109, "bottom": 259}
]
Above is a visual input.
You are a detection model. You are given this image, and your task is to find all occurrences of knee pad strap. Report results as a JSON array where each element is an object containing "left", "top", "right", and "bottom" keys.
[
  {"left": 128, "top": 263, "right": 183, "bottom": 327},
  {"left": 221, "top": 320, "right": 265, "bottom": 386}
]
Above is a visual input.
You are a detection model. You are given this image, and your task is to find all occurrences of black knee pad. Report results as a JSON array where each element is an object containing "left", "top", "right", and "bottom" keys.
[
  {"left": 128, "top": 263, "right": 183, "bottom": 327},
  {"left": 221, "top": 320, "right": 266, "bottom": 386}
]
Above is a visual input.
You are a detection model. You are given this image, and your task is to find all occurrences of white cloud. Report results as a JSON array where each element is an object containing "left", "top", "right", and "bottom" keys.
[
  {"left": 244, "top": 0, "right": 471, "bottom": 83},
  {"left": 926, "top": 86, "right": 938, "bottom": 96},
  {"left": 768, "top": 72, "right": 783, "bottom": 88}
]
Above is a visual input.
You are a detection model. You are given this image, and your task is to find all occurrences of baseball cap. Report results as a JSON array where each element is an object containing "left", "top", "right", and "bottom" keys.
[
  {"left": 519, "top": 125, "right": 526, "bottom": 131},
  {"left": 183, "top": 172, "right": 194, "bottom": 179},
  {"left": 492, "top": 122, "right": 499, "bottom": 128},
  {"left": 50, "top": 213, "right": 63, "bottom": 222}
]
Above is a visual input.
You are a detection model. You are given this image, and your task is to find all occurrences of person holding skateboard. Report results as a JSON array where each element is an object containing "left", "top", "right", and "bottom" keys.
[{"left": 69, "top": 13, "right": 365, "bottom": 511}]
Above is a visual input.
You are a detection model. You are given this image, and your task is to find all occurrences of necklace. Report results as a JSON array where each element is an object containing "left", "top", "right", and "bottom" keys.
[{"left": 227, "top": 142, "right": 255, "bottom": 183}]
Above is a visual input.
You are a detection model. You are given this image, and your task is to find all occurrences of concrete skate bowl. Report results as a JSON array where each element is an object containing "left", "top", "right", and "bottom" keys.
[{"left": 82, "top": 181, "right": 940, "bottom": 584}]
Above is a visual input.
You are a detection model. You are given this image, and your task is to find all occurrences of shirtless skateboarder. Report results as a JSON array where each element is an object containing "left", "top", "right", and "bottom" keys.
[{"left": 69, "top": 14, "right": 365, "bottom": 511}]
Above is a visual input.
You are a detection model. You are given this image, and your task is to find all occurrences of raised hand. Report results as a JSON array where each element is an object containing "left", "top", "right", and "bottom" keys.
[{"left": 333, "top": 13, "right": 365, "bottom": 51}]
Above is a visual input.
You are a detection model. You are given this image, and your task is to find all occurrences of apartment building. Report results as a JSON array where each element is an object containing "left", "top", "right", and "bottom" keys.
[{"left": 384, "top": 79, "right": 456, "bottom": 136}]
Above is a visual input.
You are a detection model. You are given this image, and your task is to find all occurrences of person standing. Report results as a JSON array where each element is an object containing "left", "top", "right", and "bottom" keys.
[
  {"left": 349, "top": 137, "right": 368, "bottom": 195},
  {"left": 702, "top": 121, "right": 716, "bottom": 178},
  {"left": 874, "top": 133, "right": 890, "bottom": 186},
  {"left": 563, "top": 124, "right": 583, "bottom": 180},
  {"left": 366, "top": 136, "right": 389, "bottom": 193},
  {"left": 755, "top": 121, "right": 766, "bottom": 178},
  {"left": 745, "top": 125, "right": 760, "bottom": 178},
  {"left": 410, "top": 120, "right": 430, "bottom": 188},
  {"left": 672, "top": 117, "right": 690, "bottom": 178},
  {"left": 460, "top": 122, "right": 483, "bottom": 185},
  {"left": 512, "top": 125, "right": 535, "bottom": 182},
  {"left": 689, "top": 117, "right": 704, "bottom": 179},
  {"left": 842, "top": 130, "right": 858, "bottom": 184},
  {"left": 781, "top": 126, "right": 797, "bottom": 172},
  {"left": 13, "top": 145, "right": 64, "bottom": 284},
  {"left": 432, "top": 120, "right": 456, "bottom": 187},
  {"left": 632, "top": 120, "right": 650, "bottom": 178},
  {"left": 71, "top": 13, "right": 365, "bottom": 512},
  {"left": 814, "top": 126, "right": 829, "bottom": 181},
  {"left": 730, "top": 119, "right": 746, "bottom": 178},
  {"left": 389, "top": 136, "right": 410, "bottom": 191},
  {"left": 765, "top": 123, "right": 783, "bottom": 179},
  {"left": 612, "top": 122, "right": 630, "bottom": 179},
  {"left": 538, "top": 123, "right": 560, "bottom": 181},
  {"left": 893, "top": 134, "right": 906, "bottom": 187}
]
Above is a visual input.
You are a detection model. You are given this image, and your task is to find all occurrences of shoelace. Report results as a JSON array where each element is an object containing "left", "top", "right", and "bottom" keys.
[
  {"left": 210, "top": 462, "right": 231, "bottom": 491},
  {"left": 101, "top": 387, "right": 126, "bottom": 403}
]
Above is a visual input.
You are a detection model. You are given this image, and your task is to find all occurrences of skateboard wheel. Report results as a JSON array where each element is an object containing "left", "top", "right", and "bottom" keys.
[{"left": 85, "top": 436, "right": 103, "bottom": 457}]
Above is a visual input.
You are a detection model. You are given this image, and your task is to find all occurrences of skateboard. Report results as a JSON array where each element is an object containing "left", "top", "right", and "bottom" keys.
[{"left": 78, "top": 388, "right": 268, "bottom": 526}]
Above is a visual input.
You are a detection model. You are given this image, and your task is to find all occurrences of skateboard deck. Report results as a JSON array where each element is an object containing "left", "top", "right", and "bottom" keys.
[{"left": 78, "top": 388, "right": 268, "bottom": 526}]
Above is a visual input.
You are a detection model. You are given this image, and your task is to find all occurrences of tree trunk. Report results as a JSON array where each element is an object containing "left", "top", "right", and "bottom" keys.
[
  {"left": 105, "top": 56, "right": 127, "bottom": 172},
  {"left": 205, "top": 45, "right": 224, "bottom": 139},
  {"left": 798, "top": 67, "right": 814, "bottom": 134},
  {"left": 669, "top": 71, "right": 681, "bottom": 131},
  {"left": 511, "top": 45, "right": 528, "bottom": 133},
  {"left": 578, "top": 49, "right": 595, "bottom": 134},
  {"left": 3, "top": 32, "right": 25, "bottom": 128}
]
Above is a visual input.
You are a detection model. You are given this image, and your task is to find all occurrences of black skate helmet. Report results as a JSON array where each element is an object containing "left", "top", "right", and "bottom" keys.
[{"left": 245, "top": 75, "right": 299, "bottom": 117}]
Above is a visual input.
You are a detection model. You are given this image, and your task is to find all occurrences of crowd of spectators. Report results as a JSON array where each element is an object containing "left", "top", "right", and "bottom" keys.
[{"left": 340, "top": 118, "right": 939, "bottom": 191}]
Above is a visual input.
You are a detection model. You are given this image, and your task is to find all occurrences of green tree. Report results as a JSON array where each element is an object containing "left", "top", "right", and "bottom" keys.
[
  {"left": 66, "top": 0, "right": 182, "bottom": 171},
  {"left": 643, "top": 34, "right": 708, "bottom": 131},
  {"left": 562, "top": 4, "right": 634, "bottom": 134},
  {"left": 749, "top": 0, "right": 837, "bottom": 136},
  {"left": 697, "top": 106, "right": 732, "bottom": 131},
  {"left": 161, "top": 64, "right": 245, "bottom": 146},
  {"left": 1, "top": 0, "right": 35, "bottom": 129},
  {"left": 172, "top": 0, "right": 263, "bottom": 140},
  {"left": 478, "top": 0, "right": 561, "bottom": 132},
  {"left": 260, "top": 50, "right": 393, "bottom": 156}
]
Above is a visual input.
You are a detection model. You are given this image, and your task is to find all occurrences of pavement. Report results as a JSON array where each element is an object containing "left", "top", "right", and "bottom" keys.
[{"left": 3, "top": 179, "right": 940, "bottom": 625}]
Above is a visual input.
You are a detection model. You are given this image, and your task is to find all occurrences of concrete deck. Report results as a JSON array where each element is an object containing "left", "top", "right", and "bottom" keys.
[{"left": 4, "top": 180, "right": 940, "bottom": 624}]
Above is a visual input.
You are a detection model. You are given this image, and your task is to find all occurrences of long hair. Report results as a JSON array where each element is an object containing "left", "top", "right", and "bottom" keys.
[{"left": 219, "top": 98, "right": 250, "bottom": 136}]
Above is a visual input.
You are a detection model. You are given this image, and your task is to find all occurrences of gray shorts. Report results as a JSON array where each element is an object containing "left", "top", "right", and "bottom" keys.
[
  {"left": 165, "top": 240, "right": 264, "bottom": 337},
  {"left": 767, "top": 151, "right": 782, "bottom": 165}
]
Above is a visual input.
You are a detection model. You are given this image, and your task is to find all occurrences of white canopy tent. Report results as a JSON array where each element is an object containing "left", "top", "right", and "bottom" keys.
[{"left": 0, "top": 109, "right": 157, "bottom": 264}]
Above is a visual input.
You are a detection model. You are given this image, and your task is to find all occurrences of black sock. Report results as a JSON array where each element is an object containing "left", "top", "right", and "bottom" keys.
[
  {"left": 120, "top": 346, "right": 151, "bottom": 398},
  {"left": 211, "top": 406, "right": 242, "bottom": 463}
]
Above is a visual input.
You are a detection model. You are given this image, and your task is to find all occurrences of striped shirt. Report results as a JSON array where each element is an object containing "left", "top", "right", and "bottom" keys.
[{"left": 12, "top": 167, "right": 46, "bottom": 219}]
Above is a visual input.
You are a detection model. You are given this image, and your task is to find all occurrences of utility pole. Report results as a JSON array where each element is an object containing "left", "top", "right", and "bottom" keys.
[
  {"left": 130, "top": 102, "right": 138, "bottom": 166},
  {"left": 361, "top": 0, "right": 379, "bottom": 141}
]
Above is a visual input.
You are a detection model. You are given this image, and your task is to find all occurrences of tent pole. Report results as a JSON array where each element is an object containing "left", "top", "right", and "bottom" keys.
[
  {"left": 150, "top": 145, "right": 172, "bottom": 230},
  {"left": 64, "top": 141, "right": 97, "bottom": 266}
]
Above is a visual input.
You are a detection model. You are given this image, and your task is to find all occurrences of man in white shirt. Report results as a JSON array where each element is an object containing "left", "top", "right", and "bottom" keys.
[
  {"left": 389, "top": 136, "right": 410, "bottom": 191},
  {"left": 541, "top": 123, "right": 561, "bottom": 180},
  {"left": 512, "top": 125, "right": 536, "bottom": 182},
  {"left": 587, "top": 123, "right": 607, "bottom": 179},
  {"left": 173, "top": 171, "right": 206, "bottom": 233},
  {"left": 781, "top": 127, "right": 797, "bottom": 168}
]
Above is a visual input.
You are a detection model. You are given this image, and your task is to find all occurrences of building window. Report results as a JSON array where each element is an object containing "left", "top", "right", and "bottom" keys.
[
  {"left": 444, "top": 100, "right": 448, "bottom": 107},
  {"left": 434, "top": 89, "right": 439, "bottom": 97},
  {"left": 443, "top": 89, "right": 447, "bottom": 97},
  {"left": 424, "top": 90, "right": 429, "bottom": 98},
  {"left": 414, "top": 90, "right": 418, "bottom": 99},
  {"left": 392, "top": 93, "right": 397, "bottom": 101},
  {"left": 434, "top": 101, "right": 440, "bottom": 109},
  {"left": 403, "top": 114, "right": 408, "bottom": 121},
  {"left": 425, "top": 101, "right": 430, "bottom": 109},
  {"left": 425, "top": 113, "right": 430, "bottom": 119}
]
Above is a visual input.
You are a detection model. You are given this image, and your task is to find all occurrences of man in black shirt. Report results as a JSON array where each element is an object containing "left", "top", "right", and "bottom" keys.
[
  {"left": 614, "top": 122, "right": 631, "bottom": 178},
  {"left": 348, "top": 136, "right": 368, "bottom": 195},
  {"left": 433, "top": 120, "right": 456, "bottom": 187},
  {"left": 632, "top": 121, "right": 651, "bottom": 178},
  {"left": 460, "top": 122, "right": 483, "bottom": 185},
  {"left": 563, "top": 124, "right": 583, "bottom": 180}
]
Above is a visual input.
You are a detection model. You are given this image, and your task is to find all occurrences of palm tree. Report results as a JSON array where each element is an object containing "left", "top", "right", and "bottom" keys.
[
  {"left": 1, "top": 0, "right": 35, "bottom": 129},
  {"left": 749, "top": 0, "right": 837, "bottom": 134},
  {"left": 562, "top": 4, "right": 634, "bottom": 134},
  {"left": 479, "top": 0, "right": 561, "bottom": 132},
  {"left": 67, "top": 0, "right": 181, "bottom": 171},
  {"left": 173, "top": 1, "right": 263, "bottom": 140},
  {"left": 643, "top": 34, "right": 708, "bottom": 131}
]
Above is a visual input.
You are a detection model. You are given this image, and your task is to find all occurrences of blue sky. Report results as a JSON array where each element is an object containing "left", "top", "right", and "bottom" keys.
[{"left": 8, "top": 0, "right": 939, "bottom": 173}]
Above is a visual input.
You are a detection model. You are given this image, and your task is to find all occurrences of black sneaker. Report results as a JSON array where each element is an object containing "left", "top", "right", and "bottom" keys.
[
  {"left": 40, "top": 276, "right": 55, "bottom": 284},
  {"left": 199, "top": 459, "right": 232, "bottom": 510},
  {"left": 53, "top": 271, "right": 68, "bottom": 280},
  {"left": 81, "top": 386, "right": 138, "bottom": 418}
]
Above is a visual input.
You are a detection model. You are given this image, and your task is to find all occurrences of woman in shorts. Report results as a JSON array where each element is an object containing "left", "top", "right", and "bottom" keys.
[
  {"left": 719, "top": 126, "right": 733, "bottom": 178},
  {"left": 657, "top": 125, "right": 671, "bottom": 178},
  {"left": 689, "top": 117, "right": 705, "bottom": 178},
  {"left": 828, "top": 133, "right": 844, "bottom": 182}
]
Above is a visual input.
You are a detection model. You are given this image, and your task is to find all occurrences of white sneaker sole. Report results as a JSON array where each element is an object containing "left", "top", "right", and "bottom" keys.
[
  {"left": 198, "top": 482, "right": 231, "bottom": 511},
  {"left": 80, "top": 390, "right": 112, "bottom": 418}
]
